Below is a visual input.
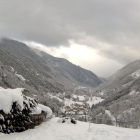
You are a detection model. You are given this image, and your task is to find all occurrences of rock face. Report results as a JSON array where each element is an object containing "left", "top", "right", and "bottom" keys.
[{"left": 0, "top": 38, "right": 102, "bottom": 93}]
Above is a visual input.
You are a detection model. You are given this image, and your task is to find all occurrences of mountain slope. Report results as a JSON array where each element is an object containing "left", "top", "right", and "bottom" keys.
[
  {"left": 91, "top": 60, "right": 140, "bottom": 124},
  {"left": 41, "top": 51, "right": 101, "bottom": 87},
  {"left": 0, "top": 38, "right": 102, "bottom": 93},
  {"left": 96, "top": 60, "right": 140, "bottom": 91}
]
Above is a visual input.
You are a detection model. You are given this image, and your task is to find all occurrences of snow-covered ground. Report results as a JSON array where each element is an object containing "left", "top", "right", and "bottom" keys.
[
  {"left": 64, "top": 98, "right": 83, "bottom": 106},
  {"left": 49, "top": 94, "right": 63, "bottom": 102},
  {"left": 1, "top": 117, "right": 140, "bottom": 140},
  {"left": 73, "top": 95, "right": 85, "bottom": 101},
  {"left": 87, "top": 97, "right": 104, "bottom": 107},
  {"left": 48, "top": 93, "right": 104, "bottom": 108}
]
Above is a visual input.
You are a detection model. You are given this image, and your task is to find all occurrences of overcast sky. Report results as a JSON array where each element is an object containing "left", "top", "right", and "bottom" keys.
[{"left": 0, "top": 0, "right": 140, "bottom": 78}]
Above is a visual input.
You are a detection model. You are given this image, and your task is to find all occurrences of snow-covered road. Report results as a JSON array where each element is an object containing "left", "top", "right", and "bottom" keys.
[{"left": 1, "top": 117, "right": 140, "bottom": 140}]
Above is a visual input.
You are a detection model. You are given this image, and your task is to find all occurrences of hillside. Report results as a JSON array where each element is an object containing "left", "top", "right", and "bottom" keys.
[
  {"left": 91, "top": 60, "right": 140, "bottom": 125},
  {"left": 0, "top": 38, "right": 102, "bottom": 94}
]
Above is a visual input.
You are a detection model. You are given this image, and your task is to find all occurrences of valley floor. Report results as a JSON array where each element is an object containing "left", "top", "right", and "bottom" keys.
[{"left": 1, "top": 117, "right": 140, "bottom": 140}]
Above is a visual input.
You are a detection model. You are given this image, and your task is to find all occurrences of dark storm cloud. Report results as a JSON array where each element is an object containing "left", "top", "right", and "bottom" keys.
[{"left": 0, "top": 0, "right": 140, "bottom": 65}]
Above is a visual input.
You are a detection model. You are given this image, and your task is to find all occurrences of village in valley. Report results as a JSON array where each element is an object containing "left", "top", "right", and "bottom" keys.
[{"left": 48, "top": 92, "right": 104, "bottom": 121}]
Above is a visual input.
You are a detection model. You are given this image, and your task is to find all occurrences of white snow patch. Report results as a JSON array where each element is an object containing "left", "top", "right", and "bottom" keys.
[
  {"left": 86, "top": 97, "right": 104, "bottom": 107},
  {"left": 64, "top": 98, "right": 83, "bottom": 106},
  {"left": 10, "top": 66, "right": 15, "bottom": 72},
  {"left": 73, "top": 95, "right": 85, "bottom": 101},
  {"left": 38, "top": 104, "right": 52, "bottom": 118},
  {"left": 49, "top": 95, "right": 63, "bottom": 102},
  {"left": 0, "top": 87, "right": 24, "bottom": 114},
  {"left": 31, "top": 103, "right": 52, "bottom": 118},
  {"left": 77, "top": 86, "right": 86, "bottom": 89},
  {"left": 15, "top": 72, "right": 26, "bottom": 81},
  {"left": 129, "top": 90, "right": 140, "bottom": 95},
  {"left": 122, "top": 81, "right": 133, "bottom": 88},
  {"left": 31, "top": 106, "right": 42, "bottom": 115}
]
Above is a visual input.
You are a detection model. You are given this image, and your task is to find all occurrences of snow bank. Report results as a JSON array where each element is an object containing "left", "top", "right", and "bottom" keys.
[
  {"left": 38, "top": 104, "right": 52, "bottom": 118},
  {"left": 0, "top": 87, "right": 24, "bottom": 114}
]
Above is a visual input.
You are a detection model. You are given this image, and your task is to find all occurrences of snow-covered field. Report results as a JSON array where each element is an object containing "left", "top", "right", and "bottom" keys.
[
  {"left": 49, "top": 93, "right": 104, "bottom": 107},
  {"left": 87, "top": 97, "right": 104, "bottom": 107},
  {"left": 1, "top": 117, "right": 140, "bottom": 140}
]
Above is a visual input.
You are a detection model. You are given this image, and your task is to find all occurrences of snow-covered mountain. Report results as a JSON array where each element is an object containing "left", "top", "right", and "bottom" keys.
[
  {"left": 96, "top": 60, "right": 140, "bottom": 91},
  {"left": 0, "top": 38, "right": 102, "bottom": 94},
  {"left": 91, "top": 60, "right": 140, "bottom": 125}
]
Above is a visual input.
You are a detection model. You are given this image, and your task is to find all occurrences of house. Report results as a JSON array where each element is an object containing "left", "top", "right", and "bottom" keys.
[
  {"left": 65, "top": 106, "right": 71, "bottom": 111},
  {"left": 73, "top": 107, "right": 78, "bottom": 112},
  {"left": 79, "top": 107, "right": 84, "bottom": 111}
]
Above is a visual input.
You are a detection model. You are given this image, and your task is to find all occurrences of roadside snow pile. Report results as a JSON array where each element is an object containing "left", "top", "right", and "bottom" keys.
[{"left": 0, "top": 87, "right": 24, "bottom": 114}]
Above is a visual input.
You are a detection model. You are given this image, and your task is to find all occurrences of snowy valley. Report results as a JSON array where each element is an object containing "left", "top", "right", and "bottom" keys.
[{"left": 0, "top": 39, "right": 140, "bottom": 140}]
